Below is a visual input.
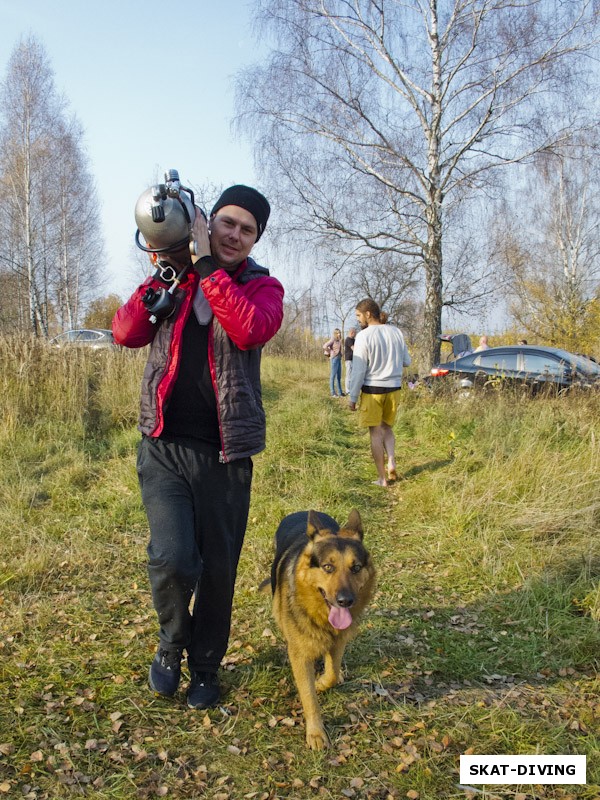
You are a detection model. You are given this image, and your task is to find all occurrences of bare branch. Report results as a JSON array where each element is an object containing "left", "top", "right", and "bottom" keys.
[{"left": 236, "top": 0, "right": 599, "bottom": 365}]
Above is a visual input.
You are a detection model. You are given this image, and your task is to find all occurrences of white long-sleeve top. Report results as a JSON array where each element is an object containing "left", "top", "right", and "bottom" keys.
[{"left": 349, "top": 324, "right": 411, "bottom": 403}]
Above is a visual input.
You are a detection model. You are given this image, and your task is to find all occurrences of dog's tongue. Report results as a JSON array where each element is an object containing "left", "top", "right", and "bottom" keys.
[{"left": 328, "top": 606, "right": 353, "bottom": 630}]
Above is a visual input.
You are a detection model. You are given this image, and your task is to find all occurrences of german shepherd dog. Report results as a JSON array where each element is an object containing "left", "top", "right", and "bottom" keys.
[{"left": 263, "top": 509, "right": 376, "bottom": 750}]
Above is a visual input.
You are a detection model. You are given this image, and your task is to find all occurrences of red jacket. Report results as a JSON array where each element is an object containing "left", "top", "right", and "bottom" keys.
[{"left": 112, "top": 257, "right": 284, "bottom": 461}]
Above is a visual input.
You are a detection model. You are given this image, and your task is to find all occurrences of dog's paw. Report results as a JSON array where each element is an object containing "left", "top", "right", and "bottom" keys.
[
  {"left": 306, "top": 725, "right": 330, "bottom": 750},
  {"left": 315, "top": 673, "right": 343, "bottom": 692}
]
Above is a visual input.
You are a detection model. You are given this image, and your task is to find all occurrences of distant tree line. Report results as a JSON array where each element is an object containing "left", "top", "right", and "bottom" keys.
[
  {"left": 3, "top": 16, "right": 600, "bottom": 364},
  {"left": 0, "top": 36, "right": 103, "bottom": 336}
]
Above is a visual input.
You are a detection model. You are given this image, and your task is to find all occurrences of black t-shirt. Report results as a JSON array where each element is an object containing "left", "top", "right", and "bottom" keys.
[
  {"left": 161, "top": 311, "right": 221, "bottom": 447},
  {"left": 344, "top": 336, "right": 355, "bottom": 361}
]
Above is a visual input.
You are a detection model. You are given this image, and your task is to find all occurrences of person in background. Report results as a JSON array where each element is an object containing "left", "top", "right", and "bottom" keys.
[
  {"left": 474, "top": 335, "right": 490, "bottom": 352},
  {"left": 323, "top": 328, "right": 344, "bottom": 397},
  {"left": 348, "top": 299, "right": 411, "bottom": 486},
  {"left": 518, "top": 339, "right": 528, "bottom": 345},
  {"left": 344, "top": 327, "right": 356, "bottom": 396},
  {"left": 112, "top": 185, "right": 284, "bottom": 710}
]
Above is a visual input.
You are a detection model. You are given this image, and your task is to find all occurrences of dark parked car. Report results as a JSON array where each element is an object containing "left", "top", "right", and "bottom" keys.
[
  {"left": 50, "top": 329, "right": 118, "bottom": 350},
  {"left": 430, "top": 344, "right": 600, "bottom": 391}
]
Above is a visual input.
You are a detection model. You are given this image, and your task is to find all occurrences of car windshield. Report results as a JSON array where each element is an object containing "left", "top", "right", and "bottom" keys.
[{"left": 568, "top": 353, "right": 600, "bottom": 376}]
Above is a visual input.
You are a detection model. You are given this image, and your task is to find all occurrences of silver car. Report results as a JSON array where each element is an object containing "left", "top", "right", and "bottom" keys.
[{"left": 50, "top": 329, "right": 118, "bottom": 350}]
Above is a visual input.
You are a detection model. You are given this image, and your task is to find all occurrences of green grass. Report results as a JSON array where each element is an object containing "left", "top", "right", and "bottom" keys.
[{"left": 0, "top": 339, "right": 598, "bottom": 799}]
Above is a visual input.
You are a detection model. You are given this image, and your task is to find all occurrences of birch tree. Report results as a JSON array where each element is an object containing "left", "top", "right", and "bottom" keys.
[
  {"left": 499, "top": 145, "right": 600, "bottom": 351},
  {"left": 52, "top": 118, "right": 103, "bottom": 330},
  {"left": 0, "top": 36, "right": 103, "bottom": 335},
  {"left": 0, "top": 37, "right": 58, "bottom": 334},
  {"left": 236, "top": 0, "right": 599, "bottom": 366}
]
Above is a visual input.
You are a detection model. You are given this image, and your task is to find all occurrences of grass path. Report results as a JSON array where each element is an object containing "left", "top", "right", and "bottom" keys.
[{"left": 0, "top": 350, "right": 598, "bottom": 799}]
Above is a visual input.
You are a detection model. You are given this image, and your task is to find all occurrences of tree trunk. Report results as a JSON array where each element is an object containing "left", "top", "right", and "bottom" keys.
[
  {"left": 23, "top": 116, "right": 38, "bottom": 336},
  {"left": 423, "top": 222, "right": 443, "bottom": 368}
]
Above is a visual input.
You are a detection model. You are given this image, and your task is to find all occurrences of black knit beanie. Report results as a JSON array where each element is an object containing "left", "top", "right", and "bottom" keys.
[{"left": 211, "top": 185, "right": 270, "bottom": 241}]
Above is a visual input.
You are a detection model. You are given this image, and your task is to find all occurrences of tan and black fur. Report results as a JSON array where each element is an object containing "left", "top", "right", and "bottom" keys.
[{"left": 263, "top": 509, "right": 376, "bottom": 750}]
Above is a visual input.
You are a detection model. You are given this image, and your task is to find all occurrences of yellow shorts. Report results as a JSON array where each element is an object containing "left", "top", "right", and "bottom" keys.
[{"left": 358, "top": 389, "right": 401, "bottom": 428}]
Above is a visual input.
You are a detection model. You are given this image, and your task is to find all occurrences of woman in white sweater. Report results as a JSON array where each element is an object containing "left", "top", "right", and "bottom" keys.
[{"left": 348, "top": 298, "right": 411, "bottom": 486}]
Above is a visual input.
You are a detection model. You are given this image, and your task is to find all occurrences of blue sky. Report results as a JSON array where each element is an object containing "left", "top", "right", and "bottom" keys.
[
  {"left": 0, "top": 0, "right": 272, "bottom": 299},
  {"left": 0, "top": 0, "right": 506, "bottom": 335}
]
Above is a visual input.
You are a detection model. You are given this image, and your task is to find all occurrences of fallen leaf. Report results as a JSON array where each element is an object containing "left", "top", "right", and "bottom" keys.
[
  {"left": 373, "top": 684, "right": 389, "bottom": 696},
  {"left": 131, "top": 744, "right": 148, "bottom": 761}
]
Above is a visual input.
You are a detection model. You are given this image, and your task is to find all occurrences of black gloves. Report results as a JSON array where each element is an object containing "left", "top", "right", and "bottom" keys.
[{"left": 193, "top": 255, "right": 219, "bottom": 280}]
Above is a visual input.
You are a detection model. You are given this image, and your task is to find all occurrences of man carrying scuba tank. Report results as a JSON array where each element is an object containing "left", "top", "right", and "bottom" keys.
[{"left": 113, "top": 172, "right": 284, "bottom": 709}]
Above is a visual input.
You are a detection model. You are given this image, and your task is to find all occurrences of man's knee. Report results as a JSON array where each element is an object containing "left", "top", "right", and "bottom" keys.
[
  {"left": 148, "top": 547, "right": 201, "bottom": 586},
  {"left": 368, "top": 425, "right": 385, "bottom": 443}
]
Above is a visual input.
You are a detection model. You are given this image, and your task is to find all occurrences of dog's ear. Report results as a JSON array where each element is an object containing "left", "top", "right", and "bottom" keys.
[
  {"left": 306, "top": 510, "right": 326, "bottom": 540},
  {"left": 341, "top": 508, "right": 363, "bottom": 540}
]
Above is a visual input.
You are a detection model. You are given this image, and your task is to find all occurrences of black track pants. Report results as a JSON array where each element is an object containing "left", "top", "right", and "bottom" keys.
[{"left": 137, "top": 435, "right": 252, "bottom": 673}]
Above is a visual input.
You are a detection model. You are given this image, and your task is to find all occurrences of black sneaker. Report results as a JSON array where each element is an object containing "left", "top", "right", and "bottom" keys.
[
  {"left": 149, "top": 648, "right": 182, "bottom": 697},
  {"left": 187, "top": 671, "right": 220, "bottom": 709}
]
